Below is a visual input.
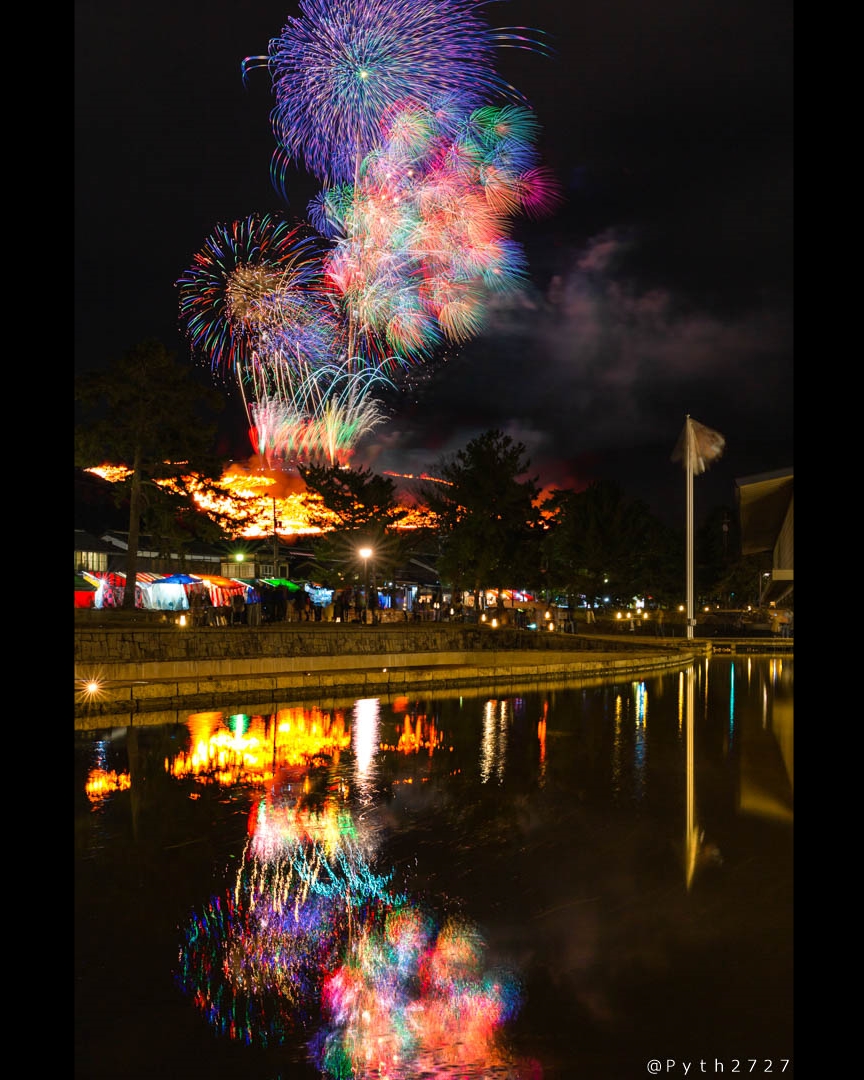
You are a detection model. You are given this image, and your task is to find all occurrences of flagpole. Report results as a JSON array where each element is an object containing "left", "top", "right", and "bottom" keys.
[{"left": 685, "top": 415, "right": 694, "bottom": 640}]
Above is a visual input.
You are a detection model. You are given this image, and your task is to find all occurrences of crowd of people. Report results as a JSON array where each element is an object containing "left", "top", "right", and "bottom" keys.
[{"left": 198, "top": 583, "right": 387, "bottom": 626}]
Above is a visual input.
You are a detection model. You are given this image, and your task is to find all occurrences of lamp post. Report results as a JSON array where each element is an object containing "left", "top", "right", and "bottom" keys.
[{"left": 359, "top": 546, "right": 372, "bottom": 624}]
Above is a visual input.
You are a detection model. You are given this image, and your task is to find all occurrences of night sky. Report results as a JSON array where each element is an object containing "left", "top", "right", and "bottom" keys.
[{"left": 75, "top": 0, "right": 792, "bottom": 526}]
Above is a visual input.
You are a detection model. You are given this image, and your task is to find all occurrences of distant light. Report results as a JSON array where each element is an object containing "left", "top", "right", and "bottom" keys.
[
  {"left": 616, "top": 612, "right": 622, "bottom": 620},
  {"left": 491, "top": 618, "right": 499, "bottom": 628},
  {"left": 179, "top": 615, "right": 187, "bottom": 627},
  {"left": 234, "top": 553, "right": 244, "bottom": 562},
  {"left": 359, "top": 547, "right": 372, "bottom": 559}
]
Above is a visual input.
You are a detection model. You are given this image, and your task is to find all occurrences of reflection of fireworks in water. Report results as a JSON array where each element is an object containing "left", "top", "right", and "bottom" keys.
[
  {"left": 176, "top": 783, "right": 405, "bottom": 1045},
  {"left": 311, "top": 911, "right": 524, "bottom": 1078},
  {"left": 177, "top": 778, "right": 527, "bottom": 1073}
]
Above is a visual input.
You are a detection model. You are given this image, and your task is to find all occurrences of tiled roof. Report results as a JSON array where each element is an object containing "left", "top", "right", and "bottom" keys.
[{"left": 74, "top": 529, "right": 116, "bottom": 553}]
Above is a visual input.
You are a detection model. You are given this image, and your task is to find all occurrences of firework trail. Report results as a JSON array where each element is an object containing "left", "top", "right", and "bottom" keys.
[{"left": 250, "top": 368, "right": 394, "bottom": 467}]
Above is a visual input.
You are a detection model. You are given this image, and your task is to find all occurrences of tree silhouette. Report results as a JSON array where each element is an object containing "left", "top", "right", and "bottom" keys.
[
  {"left": 75, "top": 339, "right": 225, "bottom": 607},
  {"left": 415, "top": 429, "right": 543, "bottom": 607}
]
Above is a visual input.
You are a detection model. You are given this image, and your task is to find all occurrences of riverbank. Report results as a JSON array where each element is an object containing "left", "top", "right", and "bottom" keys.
[{"left": 74, "top": 617, "right": 710, "bottom": 729}]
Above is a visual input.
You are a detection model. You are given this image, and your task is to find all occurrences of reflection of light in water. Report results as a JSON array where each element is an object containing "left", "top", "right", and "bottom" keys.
[
  {"left": 497, "top": 700, "right": 510, "bottom": 782},
  {"left": 611, "top": 694, "right": 623, "bottom": 797},
  {"left": 677, "top": 669, "right": 685, "bottom": 736},
  {"left": 168, "top": 708, "right": 350, "bottom": 786},
  {"left": 389, "top": 713, "right": 443, "bottom": 754},
  {"left": 702, "top": 656, "right": 710, "bottom": 722},
  {"left": 479, "top": 700, "right": 509, "bottom": 784},
  {"left": 177, "top": 781, "right": 525, "bottom": 1072},
  {"left": 684, "top": 663, "right": 699, "bottom": 889},
  {"left": 480, "top": 700, "right": 496, "bottom": 783},
  {"left": 538, "top": 701, "right": 548, "bottom": 785},
  {"left": 313, "top": 911, "right": 523, "bottom": 1078},
  {"left": 632, "top": 681, "right": 647, "bottom": 801},
  {"left": 85, "top": 768, "right": 131, "bottom": 802},
  {"left": 728, "top": 662, "right": 736, "bottom": 752},
  {"left": 353, "top": 698, "right": 380, "bottom": 799}
]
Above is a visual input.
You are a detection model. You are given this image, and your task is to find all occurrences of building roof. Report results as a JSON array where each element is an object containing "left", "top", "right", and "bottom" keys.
[
  {"left": 101, "top": 530, "right": 223, "bottom": 560},
  {"left": 74, "top": 529, "right": 117, "bottom": 554},
  {"left": 734, "top": 467, "right": 793, "bottom": 556}
]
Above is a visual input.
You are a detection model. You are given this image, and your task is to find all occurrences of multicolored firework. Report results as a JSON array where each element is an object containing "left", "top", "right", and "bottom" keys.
[
  {"left": 179, "top": 0, "right": 558, "bottom": 471},
  {"left": 321, "top": 98, "right": 557, "bottom": 355},
  {"left": 176, "top": 213, "right": 328, "bottom": 381},
  {"left": 243, "top": 0, "right": 549, "bottom": 189}
]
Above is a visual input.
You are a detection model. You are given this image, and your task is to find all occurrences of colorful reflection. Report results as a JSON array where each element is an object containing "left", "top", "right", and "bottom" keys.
[
  {"left": 85, "top": 768, "right": 131, "bottom": 801},
  {"left": 311, "top": 910, "right": 524, "bottom": 1078},
  {"left": 176, "top": 767, "right": 526, "bottom": 1075},
  {"left": 166, "top": 707, "right": 352, "bottom": 787}
]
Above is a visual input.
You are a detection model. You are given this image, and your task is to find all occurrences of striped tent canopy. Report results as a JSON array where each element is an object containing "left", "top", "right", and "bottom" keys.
[{"left": 198, "top": 574, "right": 247, "bottom": 608}]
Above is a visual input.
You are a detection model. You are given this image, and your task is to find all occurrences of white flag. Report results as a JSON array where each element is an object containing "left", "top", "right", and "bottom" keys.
[{"left": 671, "top": 416, "right": 726, "bottom": 475}]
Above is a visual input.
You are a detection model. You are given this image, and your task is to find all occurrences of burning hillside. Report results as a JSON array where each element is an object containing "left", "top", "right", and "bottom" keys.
[{"left": 85, "top": 462, "right": 435, "bottom": 539}]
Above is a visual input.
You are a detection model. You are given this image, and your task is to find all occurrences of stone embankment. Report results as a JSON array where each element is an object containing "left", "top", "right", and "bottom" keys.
[{"left": 74, "top": 613, "right": 702, "bottom": 730}]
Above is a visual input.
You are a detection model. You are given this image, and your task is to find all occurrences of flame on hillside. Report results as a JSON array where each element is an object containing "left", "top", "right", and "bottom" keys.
[{"left": 85, "top": 462, "right": 434, "bottom": 538}]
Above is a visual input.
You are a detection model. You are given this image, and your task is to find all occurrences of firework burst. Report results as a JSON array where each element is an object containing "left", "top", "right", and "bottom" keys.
[
  {"left": 176, "top": 213, "right": 329, "bottom": 380},
  {"left": 243, "top": 0, "right": 549, "bottom": 188},
  {"left": 179, "top": 0, "right": 558, "bottom": 470}
]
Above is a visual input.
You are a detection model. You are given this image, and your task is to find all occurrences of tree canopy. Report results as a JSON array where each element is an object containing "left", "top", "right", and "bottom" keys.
[
  {"left": 414, "top": 429, "right": 544, "bottom": 602},
  {"left": 75, "top": 339, "right": 227, "bottom": 606}
]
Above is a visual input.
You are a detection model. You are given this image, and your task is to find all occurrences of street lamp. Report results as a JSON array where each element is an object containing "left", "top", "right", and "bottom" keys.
[{"left": 358, "top": 546, "right": 372, "bottom": 623}]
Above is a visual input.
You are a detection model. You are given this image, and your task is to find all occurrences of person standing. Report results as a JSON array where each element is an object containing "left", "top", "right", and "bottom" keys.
[
  {"left": 274, "top": 584, "right": 289, "bottom": 622},
  {"left": 246, "top": 589, "right": 262, "bottom": 627},
  {"left": 230, "top": 592, "right": 246, "bottom": 626},
  {"left": 294, "top": 588, "right": 310, "bottom": 622}
]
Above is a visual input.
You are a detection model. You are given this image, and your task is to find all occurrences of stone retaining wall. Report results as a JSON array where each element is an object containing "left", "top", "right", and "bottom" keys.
[{"left": 74, "top": 618, "right": 701, "bottom": 729}]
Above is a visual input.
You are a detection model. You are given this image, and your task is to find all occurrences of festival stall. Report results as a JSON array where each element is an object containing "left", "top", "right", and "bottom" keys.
[
  {"left": 145, "top": 573, "right": 206, "bottom": 611},
  {"left": 82, "top": 571, "right": 147, "bottom": 610},
  {"left": 74, "top": 573, "right": 98, "bottom": 608},
  {"left": 197, "top": 574, "right": 247, "bottom": 609}
]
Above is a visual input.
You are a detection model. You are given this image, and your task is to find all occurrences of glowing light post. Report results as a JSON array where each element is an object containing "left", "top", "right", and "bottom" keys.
[
  {"left": 359, "top": 546, "right": 372, "bottom": 624},
  {"left": 758, "top": 570, "right": 770, "bottom": 607}
]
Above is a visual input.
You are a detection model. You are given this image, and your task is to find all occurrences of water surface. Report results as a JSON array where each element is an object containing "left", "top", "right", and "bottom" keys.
[{"left": 75, "top": 656, "right": 793, "bottom": 1079}]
